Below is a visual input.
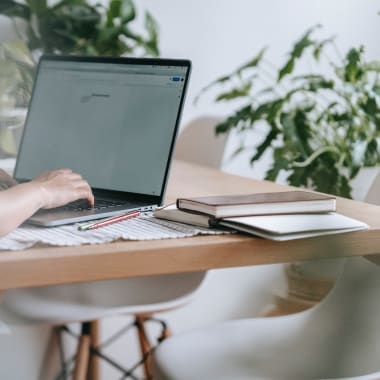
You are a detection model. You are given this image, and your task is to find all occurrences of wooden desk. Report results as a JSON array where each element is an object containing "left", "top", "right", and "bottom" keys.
[{"left": 1, "top": 160, "right": 380, "bottom": 291}]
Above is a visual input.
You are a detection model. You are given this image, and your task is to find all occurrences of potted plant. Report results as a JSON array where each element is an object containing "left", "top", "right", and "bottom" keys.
[
  {"left": 0, "top": 40, "right": 34, "bottom": 156},
  {"left": 198, "top": 25, "right": 380, "bottom": 313},
  {"left": 198, "top": 25, "right": 380, "bottom": 198},
  {"left": 0, "top": 0, "right": 160, "bottom": 156},
  {"left": 0, "top": 0, "right": 159, "bottom": 57}
]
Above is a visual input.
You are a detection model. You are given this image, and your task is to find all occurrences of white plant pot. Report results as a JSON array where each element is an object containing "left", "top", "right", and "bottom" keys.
[
  {"left": 281, "top": 166, "right": 380, "bottom": 301},
  {"left": 0, "top": 108, "right": 27, "bottom": 157}
]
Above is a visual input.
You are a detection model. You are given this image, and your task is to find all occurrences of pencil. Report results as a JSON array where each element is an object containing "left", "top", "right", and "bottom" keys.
[{"left": 78, "top": 210, "right": 141, "bottom": 231}]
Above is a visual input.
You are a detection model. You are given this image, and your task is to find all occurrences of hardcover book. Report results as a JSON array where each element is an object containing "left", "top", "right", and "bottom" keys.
[
  {"left": 154, "top": 204, "right": 211, "bottom": 227},
  {"left": 176, "top": 191, "right": 336, "bottom": 218}
]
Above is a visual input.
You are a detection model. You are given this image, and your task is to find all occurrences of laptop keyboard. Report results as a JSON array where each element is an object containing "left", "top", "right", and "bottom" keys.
[{"left": 56, "top": 199, "right": 129, "bottom": 212}]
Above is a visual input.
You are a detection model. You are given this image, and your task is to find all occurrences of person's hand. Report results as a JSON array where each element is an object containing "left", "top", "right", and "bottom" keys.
[
  {"left": 0, "top": 169, "right": 18, "bottom": 190},
  {"left": 32, "top": 169, "right": 94, "bottom": 209}
]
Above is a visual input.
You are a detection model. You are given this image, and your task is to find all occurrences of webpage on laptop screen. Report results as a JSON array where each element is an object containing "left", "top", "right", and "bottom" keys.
[{"left": 16, "top": 60, "right": 187, "bottom": 196}]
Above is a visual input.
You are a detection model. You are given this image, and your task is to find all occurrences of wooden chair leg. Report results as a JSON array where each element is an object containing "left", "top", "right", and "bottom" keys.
[
  {"left": 73, "top": 322, "right": 91, "bottom": 380},
  {"left": 135, "top": 315, "right": 153, "bottom": 380},
  {"left": 87, "top": 321, "right": 100, "bottom": 380},
  {"left": 39, "top": 327, "right": 61, "bottom": 380},
  {"left": 160, "top": 323, "right": 171, "bottom": 340}
]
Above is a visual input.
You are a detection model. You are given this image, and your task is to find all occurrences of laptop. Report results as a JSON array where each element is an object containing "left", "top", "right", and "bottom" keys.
[{"left": 14, "top": 55, "right": 191, "bottom": 226}]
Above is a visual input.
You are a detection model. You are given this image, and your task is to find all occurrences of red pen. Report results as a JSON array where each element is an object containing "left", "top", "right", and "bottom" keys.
[{"left": 78, "top": 210, "right": 141, "bottom": 231}]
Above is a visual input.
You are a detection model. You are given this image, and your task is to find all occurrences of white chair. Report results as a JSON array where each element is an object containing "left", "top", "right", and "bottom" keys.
[
  {"left": 0, "top": 273, "right": 206, "bottom": 379},
  {"left": 0, "top": 116, "right": 227, "bottom": 380},
  {"left": 153, "top": 257, "right": 380, "bottom": 380},
  {"left": 364, "top": 169, "right": 380, "bottom": 205},
  {"left": 174, "top": 116, "right": 228, "bottom": 169},
  {"left": 152, "top": 184, "right": 380, "bottom": 380}
]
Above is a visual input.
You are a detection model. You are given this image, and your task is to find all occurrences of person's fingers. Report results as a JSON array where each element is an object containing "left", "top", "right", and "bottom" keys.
[
  {"left": 0, "top": 169, "right": 18, "bottom": 187},
  {"left": 71, "top": 180, "right": 94, "bottom": 205},
  {"left": 67, "top": 173, "right": 86, "bottom": 183},
  {"left": 32, "top": 169, "right": 94, "bottom": 209},
  {"left": 87, "top": 192, "right": 95, "bottom": 207},
  {"left": 74, "top": 184, "right": 94, "bottom": 206}
]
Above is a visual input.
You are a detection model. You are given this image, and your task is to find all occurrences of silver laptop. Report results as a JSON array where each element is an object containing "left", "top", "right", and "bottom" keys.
[{"left": 14, "top": 55, "right": 191, "bottom": 226}]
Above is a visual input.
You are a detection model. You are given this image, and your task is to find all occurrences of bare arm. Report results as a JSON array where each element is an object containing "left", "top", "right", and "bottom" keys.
[{"left": 0, "top": 169, "right": 94, "bottom": 237}]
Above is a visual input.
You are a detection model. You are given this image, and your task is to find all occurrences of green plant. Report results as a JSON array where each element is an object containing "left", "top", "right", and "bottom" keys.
[
  {"left": 0, "top": 0, "right": 159, "bottom": 110},
  {"left": 199, "top": 25, "right": 380, "bottom": 198},
  {"left": 0, "top": 0, "right": 160, "bottom": 157},
  {"left": 0, "top": 0, "right": 159, "bottom": 57}
]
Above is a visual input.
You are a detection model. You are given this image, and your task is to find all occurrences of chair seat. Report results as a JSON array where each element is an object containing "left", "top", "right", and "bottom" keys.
[
  {"left": 152, "top": 257, "right": 380, "bottom": 380},
  {"left": 0, "top": 272, "right": 206, "bottom": 325},
  {"left": 153, "top": 313, "right": 380, "bottom": 380}
]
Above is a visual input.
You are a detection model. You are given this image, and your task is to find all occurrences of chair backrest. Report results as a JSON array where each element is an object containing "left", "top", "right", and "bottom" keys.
[
  {"left": 174, "top": 116, "right": 227, "bottom": 169},
  {"left": 364, "top": 169, "right": 380, "bottom": 205},
  {"left": 301, "top": 175, "right": 380, "bottom": 377},
  {"left": 302, "top": 256, "right": 380, "bottom": 378}
]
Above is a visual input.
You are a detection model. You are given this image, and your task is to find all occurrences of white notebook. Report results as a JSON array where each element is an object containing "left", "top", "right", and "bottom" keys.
[
  {"left": 154, "top": 205, "right": 368, "bottom": 241},
  {"left": 220, "top": 213, "right": 368, "bottom": 241}
]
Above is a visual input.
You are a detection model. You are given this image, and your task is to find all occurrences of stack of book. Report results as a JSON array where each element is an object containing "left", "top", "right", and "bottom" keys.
[{"left": 154, "top": 191, "right": 368, "bottom": 241}]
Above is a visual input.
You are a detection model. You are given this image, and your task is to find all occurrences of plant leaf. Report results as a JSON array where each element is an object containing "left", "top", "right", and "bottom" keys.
[
  {"left": 278, "top": 59, "right": 295, "bottom": 82},
  {"left": 292, "top": 74, "right": 334, "bottom": 91},
  {"left": 313, "top": 37, "right": 334, "bottom": 60},
  {"left": 287, "top": 166, "right": 310, "bottom": 188},
  {"left": 119, "top": 0, "right": 136, "bottom": 23},
  {"left": 237, "top": 47, "right": 267, "bottom": 73},
  {"left": 26, "top": 0, "right": 47, "bottom": 15},
  {"left": 250, "top": 129, "right": 278, "bottom": 163},
  {"left": 229, "top": 145, "right": 245, "bottom": 160},
  {"left": 349, "top": 165, "right": 361, "bottom": 179},
  {"left": 215, "top": 105, "right": 252, "bottom": 135},
  {"left": 306, "top": 78, "right": 334, "bottom": 92},
  {"left": 194, "top": 74, "right": 234, "bottom": 105},
  {"left": 360, "top": 95, "right": 380, "bottom": 125},
  {"left": 291, "top": 24, "right": 321, "bottom": 58},
  {"left": 144, "top": 12, "right": 159, "bottom": 56},
  {"left": 344, "top": 47, "right": 364, "bottom": 83},
  {"left": 107, "top": 0, "right": 135, "bottom": 24},
  {"left": 265, "top": 148, "right": 290, "bottom": 181},
  {"left": 293, "top": 109, "right": 313, "bottom": 155},
  {"left": 0, "top": 0, "right": 30, "bottom": 19},
  {"left": 215, "top": 82, "right": 252, "bottom": 102},
  {"left": 278, "top": 24, "right": 321, "bottom": 81},
  {"left": 194, "top": 48, "right": 266, "bottom": 105},
  {"left": 364, "top": 61, "right": 380, "bottom": 72},
  {"left": 107, "top": 0, "right": 121, "bottom": 26},
  {"left": 281, "top": 111, "right": 311, "bottom": 159},
  {"left": 364, "top": 139, "right": 380, "bottom": 166}
]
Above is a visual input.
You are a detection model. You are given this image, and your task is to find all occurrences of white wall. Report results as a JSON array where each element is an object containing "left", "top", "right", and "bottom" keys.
[
  {"left": 139, "top": 0, "right": 379, "bottom": 126},
  {"left": 136, "top": 0, "right": 380, "bottom": 179}
]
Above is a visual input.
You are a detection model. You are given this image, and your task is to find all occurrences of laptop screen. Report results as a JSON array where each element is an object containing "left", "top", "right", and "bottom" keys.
[{"left": 15, "top": 56, "right": 191, "bottom": 201}]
